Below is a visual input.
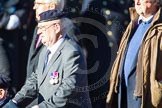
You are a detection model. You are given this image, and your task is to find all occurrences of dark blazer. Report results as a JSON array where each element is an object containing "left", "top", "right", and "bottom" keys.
[
  {"left": 22, "top": 27, "right": 43, "bottom": 107},
  {"left": 26, "top": 27, "right": 43, "bottom": 79},
  {"left": 0, "top": 38, "right": 11, "bottom": 83},
  {"left": 13, "top": 36, "right": 92, "bottom": 108},
  {"left": 0, "top": 38, "right": 13, "bottom": 107}
]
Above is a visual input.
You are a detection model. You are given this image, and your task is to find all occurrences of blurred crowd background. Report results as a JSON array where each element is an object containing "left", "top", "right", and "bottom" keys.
[{"left": 0, "top": 0, "right": 134, "bottom": 107}]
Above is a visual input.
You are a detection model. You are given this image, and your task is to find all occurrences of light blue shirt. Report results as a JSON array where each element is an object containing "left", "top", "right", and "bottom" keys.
[{"left": 123, "top": 15, "right": 154, "bottom": 86}]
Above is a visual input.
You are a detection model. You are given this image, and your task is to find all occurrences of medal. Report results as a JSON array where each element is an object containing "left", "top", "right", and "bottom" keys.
[
  {"left": 53, "top": 78, "right": 59, "bottom": 84},
  {"left": 50, "top": 71, "right": 59, "bottom": 78},
  {"left": 50, "top": 71, "right": 59, "bottom": 85}
]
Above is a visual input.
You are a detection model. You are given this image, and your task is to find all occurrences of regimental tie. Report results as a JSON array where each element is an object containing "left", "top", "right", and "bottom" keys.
[{"left": 43, "top": 49, "right": 51, "bottom": 73}]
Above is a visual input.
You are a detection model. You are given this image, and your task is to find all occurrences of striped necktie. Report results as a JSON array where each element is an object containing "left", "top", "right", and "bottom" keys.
[{"left": 43, "top": 50, "right": 51, "bottom": 72}]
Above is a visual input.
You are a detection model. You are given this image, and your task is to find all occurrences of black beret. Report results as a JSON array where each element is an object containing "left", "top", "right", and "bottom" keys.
[{"left": 39, "top": 9, "right": 66, "bottom": 23}]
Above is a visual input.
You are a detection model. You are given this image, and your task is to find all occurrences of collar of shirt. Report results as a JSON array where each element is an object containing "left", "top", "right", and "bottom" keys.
[
  {"left": 47, "top": 35, "right": 66, "bottom": 63},
  {"left": 138, "top": 14, "right": 154, "bottom": 24}
]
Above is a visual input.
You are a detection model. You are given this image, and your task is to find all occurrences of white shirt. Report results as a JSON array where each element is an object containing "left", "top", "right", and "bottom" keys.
[
  {"left": 47, "top": 35, "right": 66, "bottom": 64},
  {"left": 138, "top": 14, "right": 154, "bottom": 24}
]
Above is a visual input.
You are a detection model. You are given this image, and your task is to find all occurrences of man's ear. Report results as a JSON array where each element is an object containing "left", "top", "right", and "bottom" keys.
[
  {"left": 54, "top": 23, "right": 61, "bottom": 34},
  {"left": 50, "top": 3, "right": 57, "bottom": 9},
  {"left": 0, "top": 88, "right": 7, "bottom": 100}
]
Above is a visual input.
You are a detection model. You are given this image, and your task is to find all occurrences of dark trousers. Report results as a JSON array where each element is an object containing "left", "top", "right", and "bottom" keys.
[{"left": 119, "top": 72, "right": 142, "bottom": 108}]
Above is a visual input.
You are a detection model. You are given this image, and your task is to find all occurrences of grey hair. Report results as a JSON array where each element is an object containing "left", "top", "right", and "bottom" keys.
[
  {"left": 59, "top": 18, "right": 79, "bottom": 41},
  {"left": 60, "top": 18, "right": 74, "bottom": 34},
  {"left": 46, "top": 0, "right": 65, "bottom": 11}
]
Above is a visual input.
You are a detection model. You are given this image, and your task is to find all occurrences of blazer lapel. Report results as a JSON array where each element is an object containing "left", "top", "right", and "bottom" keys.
[
  {"left": 39, "top": 37, "right": 68, "bottom": 86},
  {"left": 30, "top": 44, "right": 43, "bottom": 60}
]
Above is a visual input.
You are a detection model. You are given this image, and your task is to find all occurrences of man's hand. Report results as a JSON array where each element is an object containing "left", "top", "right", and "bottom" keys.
[
  {"left": 2, "top": 100, "right": 18, "bottom": 108},
  {"left": 31, "top": 105, "right": 39, "bottom": 108}
]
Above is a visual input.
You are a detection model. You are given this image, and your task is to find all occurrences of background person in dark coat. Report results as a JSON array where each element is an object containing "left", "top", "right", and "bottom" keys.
[
  {"left": 0, "top": 38, "right": 14, "bottom": 107},
  {"left": 0, "top": 0, "right": 36, "bottom": 92}
]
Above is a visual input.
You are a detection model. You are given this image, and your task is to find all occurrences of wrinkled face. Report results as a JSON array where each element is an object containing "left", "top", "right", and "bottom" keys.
[
  {"left": 135, "top": 0, "right": 158, "bottom": 17},
  {"left": 33, "top": 0, "right": 56, "bottom": 20},
  {"left": 37, "top": 20, "right": 61, "bottom": 47}
]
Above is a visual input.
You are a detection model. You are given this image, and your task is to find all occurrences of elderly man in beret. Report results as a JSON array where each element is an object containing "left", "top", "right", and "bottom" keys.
[{"left": 3, "top": 9, "right": 92, "bottom": 108}]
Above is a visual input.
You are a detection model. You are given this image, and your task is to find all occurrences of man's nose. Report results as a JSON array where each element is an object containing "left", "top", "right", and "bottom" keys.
[
  {"left": 136, "top": 0, "right": 141, "bottom": 5},
  {"left": 37, "top": 29, "right": 42, "bottom": 35},
  {"left": 33, "top": 4, "right": 38, "bottom": 10}
]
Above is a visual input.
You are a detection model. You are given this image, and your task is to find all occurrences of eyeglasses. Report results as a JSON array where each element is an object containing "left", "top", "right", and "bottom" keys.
[
  {"left": 38, "top": 23, "right": 56, "bottom": 31},
  {"left": 34, "top": 2, "right": 52, "bottom": 6},
  {"left": 135, "top": 0, "right": 155, "bottom": 3}
]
